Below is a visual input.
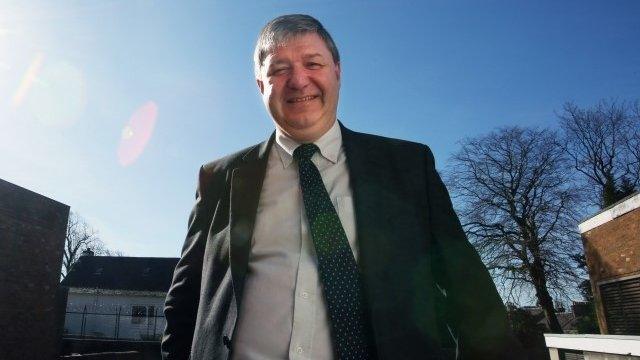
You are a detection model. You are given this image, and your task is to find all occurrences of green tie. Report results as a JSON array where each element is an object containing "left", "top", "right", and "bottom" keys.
[{"left": 294, "top": 143, "right": 376, "bottom": 360}]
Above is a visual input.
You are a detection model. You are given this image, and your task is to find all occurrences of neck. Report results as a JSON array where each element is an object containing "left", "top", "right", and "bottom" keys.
[{"left": 279, "top": 119, "right": 337, "bottom": 143}]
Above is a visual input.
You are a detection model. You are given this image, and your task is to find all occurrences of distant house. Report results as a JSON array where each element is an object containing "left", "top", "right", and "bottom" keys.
[
  {"left": 579, "top": 191, "right": 640, "bottom": 335},
  {"left": 60, "top": 251, "right": 179, "bottom": 341},
  {"left": 517, "top": 305, "right": 580, "bottom": 333}
]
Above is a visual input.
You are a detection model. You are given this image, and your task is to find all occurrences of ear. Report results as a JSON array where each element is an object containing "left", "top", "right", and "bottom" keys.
[
  {"left": 256, "top": 78, "right": 264, "bottom": 95},
  {"left": 335, "top": 62, "right": 341, "bottom": 83}
]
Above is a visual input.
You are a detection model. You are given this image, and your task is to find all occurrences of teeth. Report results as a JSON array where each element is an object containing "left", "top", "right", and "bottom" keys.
[{"left": 291, "top": 95, "right": 316, "bottom": 102}]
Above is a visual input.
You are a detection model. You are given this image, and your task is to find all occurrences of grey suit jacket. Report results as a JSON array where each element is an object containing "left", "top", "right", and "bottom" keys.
[{"left": 161, "top": 124, "right": 525, "bottom": 360}]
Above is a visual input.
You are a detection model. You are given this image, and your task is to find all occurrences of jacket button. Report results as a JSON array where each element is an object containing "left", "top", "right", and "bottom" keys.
[{"left": 222, "top": 335, "right": 232, "bottom": 349}]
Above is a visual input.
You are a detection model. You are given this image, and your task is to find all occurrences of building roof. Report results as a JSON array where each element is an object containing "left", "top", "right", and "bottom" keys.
[
  {"left": 578, "top": 191, "right": 640, "bottom": 233},
  {"left": 519, "top": 306, "right": 579, "bottom": 332},
  {"left": 61, "top": 255, "right": 179, "bottom": 292}
]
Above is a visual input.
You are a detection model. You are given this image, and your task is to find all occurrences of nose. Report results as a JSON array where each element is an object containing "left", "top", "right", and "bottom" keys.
[{"left": 286, "top": 65, "right": 310, "bottom": 90}]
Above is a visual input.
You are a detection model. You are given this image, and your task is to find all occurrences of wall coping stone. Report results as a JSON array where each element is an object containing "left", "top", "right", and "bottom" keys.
[
  {"left": 579, "top": 192, "right": 640, "bottom": 233},
  {"left": 544, "top": 334, "right": 640, "bottom": 355}
]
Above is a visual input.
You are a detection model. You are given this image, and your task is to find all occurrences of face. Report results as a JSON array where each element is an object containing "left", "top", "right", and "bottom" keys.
[{"left": 256, "top": 32, "right": 341, "bottom": 143}]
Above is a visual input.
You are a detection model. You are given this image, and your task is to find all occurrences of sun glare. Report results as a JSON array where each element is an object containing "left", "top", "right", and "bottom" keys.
[
  {"left": 11, "top": 52, "right": 44, "bottom": 108},
  {"left": 117, "top": 101, "right": 158, "bottom": 167}
]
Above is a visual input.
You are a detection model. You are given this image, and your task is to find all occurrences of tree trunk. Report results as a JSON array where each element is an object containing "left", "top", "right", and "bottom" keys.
[
  {"left": 529, "top": 258, "right": 563, "bottom": 333},
  {"left": 602, "top": 176, "right": 617, "bottom": 208}
]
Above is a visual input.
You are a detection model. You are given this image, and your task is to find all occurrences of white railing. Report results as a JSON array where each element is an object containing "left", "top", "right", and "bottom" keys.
[{"left": 544, "top": 334, "right": 640, "bottom": 360}]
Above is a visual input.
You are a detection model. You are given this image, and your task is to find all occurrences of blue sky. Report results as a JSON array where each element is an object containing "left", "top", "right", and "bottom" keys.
[{"left": 1, "top": 1, "right": 639, "bottom": 262}]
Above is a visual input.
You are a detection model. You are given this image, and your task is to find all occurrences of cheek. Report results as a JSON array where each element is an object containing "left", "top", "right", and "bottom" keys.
[
  {"left": 266, "top": 84, "right": 283, "bottom": 101},
  {"left": 267, "top": 91, "right": 279, "bottom": 104},
  {"left": 266, "top": 92, "right": 284, "bottom": 115},
  {"left": 262, "top": 85, "right": 275, "bottom": 101}
]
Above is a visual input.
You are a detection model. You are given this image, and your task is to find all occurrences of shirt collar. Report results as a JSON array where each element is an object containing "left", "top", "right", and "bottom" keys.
[{"left": 274, "top": 120, "right": 342, "bottom": 168}]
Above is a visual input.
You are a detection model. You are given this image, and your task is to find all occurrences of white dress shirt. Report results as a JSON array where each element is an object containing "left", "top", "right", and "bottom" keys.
[{"left": 231, "top": 120, "right": 357, "bottom": 360}]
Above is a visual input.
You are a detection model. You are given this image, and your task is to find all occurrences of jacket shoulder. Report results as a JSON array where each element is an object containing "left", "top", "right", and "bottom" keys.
[
  {"left": 192, "top": 142, "right": 265, "bottom": 200},
  {"left": 345, "top": 127, "right": 434, "bottom": 158},
  {"left": 200, "top": 142, "right": 262, "bottom": 175}
]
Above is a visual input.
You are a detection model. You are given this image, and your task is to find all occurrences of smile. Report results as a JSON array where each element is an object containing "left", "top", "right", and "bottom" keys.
[{"left": 287, "top": 95, "right": 319, "bottom": 103}]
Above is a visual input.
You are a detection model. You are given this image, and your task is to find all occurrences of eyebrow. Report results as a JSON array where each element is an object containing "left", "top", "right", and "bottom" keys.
[
  {"left": 302, "top": 53, "right": 324, "bottom": 60},
  {"left": 269, "top": 60, "right": 290, "bottom": 67},
  {"left": 268, "top": 53, "right": 326, "bottom": 69}
]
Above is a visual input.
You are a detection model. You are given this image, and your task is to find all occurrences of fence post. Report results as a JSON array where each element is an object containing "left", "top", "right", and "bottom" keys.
[
  {"left": 80, "top": 305, "right": 87, "bottom": 338},
  {"left": 146, "top": 308, "right": 151, "bottom": 338},
  {"left": 115, "top": 305, "right": 121, "bottom": 339},
  {"left": 153, "top": 313, "right": 158, "bottom": 339}
]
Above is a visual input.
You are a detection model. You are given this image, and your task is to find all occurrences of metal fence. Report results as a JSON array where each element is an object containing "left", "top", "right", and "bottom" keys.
[{"left": 64, "top": 305, "right": 165, "bottom": 341}]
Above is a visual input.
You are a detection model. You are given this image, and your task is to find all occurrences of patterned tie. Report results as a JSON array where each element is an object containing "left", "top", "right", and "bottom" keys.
[{"left": 294, "top": 143, "right": 375, "bottom": 360}]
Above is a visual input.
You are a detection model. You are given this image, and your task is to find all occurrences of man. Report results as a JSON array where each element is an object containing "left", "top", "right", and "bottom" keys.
[{"left": 162, "top": 14, "right": 524, "bottom": 360}]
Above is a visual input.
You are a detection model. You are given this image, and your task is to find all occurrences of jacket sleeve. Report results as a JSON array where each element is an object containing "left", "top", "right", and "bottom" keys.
[
  {"left": 424, "top": 146, "right": 526, "bottom": 359},
  {"left": 162, "top": 166, "right": 214, "bottom": 360}
]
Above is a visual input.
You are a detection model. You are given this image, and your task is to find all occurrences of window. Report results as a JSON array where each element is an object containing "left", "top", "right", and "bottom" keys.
[
  {"left": 131, "top": 305, "right": 158, "bottom": 324},
  {"left": 131, "top": 305, "right": 147, "bottom": 324}
]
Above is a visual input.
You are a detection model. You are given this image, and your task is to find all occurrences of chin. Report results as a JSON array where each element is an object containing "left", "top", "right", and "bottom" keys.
[{"left": 284, "top": 116, "right": 321, "bottom": 130}]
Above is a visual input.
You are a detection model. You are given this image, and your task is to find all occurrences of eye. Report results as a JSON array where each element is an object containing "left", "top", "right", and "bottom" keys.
[
  {"left": 306, "top": 62, "right": 323, "bottom": 69},
  {"left": 269, "top": 67, "right": 289, "bottom": 76}
]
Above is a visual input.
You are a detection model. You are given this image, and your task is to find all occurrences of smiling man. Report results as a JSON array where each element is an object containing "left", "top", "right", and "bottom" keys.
[
  {"left": 257, "top": 32, "right": 340, "bottom": 143},
  {"left": 162, "top": 14, "right": 524, "bottom": 360}
]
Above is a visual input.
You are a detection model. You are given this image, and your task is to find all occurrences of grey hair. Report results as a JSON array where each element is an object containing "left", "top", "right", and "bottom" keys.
[{"left": 254, "top": 14, "right": 340, "bottom": 78}]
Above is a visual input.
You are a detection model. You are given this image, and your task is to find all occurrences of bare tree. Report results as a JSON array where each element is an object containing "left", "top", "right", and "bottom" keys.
[
  {"left": 626, "top": 102, "right": 640, "bottom": 183},
  {"left": 558, "top": 100, "right": 639, "bottom": 208},
  {"left": 445, "top": 127, "right": 583, "bottom": 333},
  {"left": 61, "top": 211, "right": 119, "bottom": 279}
]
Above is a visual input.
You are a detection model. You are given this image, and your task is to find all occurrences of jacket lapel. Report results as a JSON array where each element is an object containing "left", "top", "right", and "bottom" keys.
[
  {"left": 340, "top": 123, "right": 395, "bottom": 272},
  {"left": 341, "top": 123, "right": 399, "bottom": 343},
  {"left": 229, "top": 133, "right": 274, "bottom": 310}
]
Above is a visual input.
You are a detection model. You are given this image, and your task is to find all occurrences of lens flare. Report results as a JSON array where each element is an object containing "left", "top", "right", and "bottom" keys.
[
  {"left": 117, "top": 101, "right": 158, "bottom": 166},
  {"left": 11, "top": 52, "right": 44, "bottom": 108}
]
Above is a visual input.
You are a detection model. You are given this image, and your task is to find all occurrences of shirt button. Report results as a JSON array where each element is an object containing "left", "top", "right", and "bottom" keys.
[
  {"left": 296, "top": 346, "right": 303, "bottom": 354},
  {"left": 301, "top": 291, "right": 309, "bottom": 299}
]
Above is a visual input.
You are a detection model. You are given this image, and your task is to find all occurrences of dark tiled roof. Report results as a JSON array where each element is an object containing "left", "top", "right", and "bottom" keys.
[
  {"left": 556, "top": 312, "right": 579, "bottom": 331},
  {"left": 61, "top": 256, "right": 179, "bottom": 292},
  {"left": 520, "top": 307, "right": 578, "bottom": 332}
]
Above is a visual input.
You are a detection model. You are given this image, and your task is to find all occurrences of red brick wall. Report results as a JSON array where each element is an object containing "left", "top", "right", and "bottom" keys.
[
  {"left": 0, "top": 178, "right": 70, "bottom": 360},
  {"left": 581, "top": 207, "right": 640, "bottom": 333}
]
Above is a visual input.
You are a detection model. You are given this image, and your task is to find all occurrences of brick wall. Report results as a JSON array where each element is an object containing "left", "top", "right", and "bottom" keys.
[
  {"left": 0, "top": 178, "right": 70, "bottom": 360},
  {"left": 582, "top": 208, "right": 640, "bottom": 282},
  {"left": 581, "top": 206, "right": 640, "bottom": 334}
]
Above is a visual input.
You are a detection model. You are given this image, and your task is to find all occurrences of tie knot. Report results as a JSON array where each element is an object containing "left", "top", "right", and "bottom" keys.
[{"left": 293, "top": 143, "right": 319, "bottom": 162}]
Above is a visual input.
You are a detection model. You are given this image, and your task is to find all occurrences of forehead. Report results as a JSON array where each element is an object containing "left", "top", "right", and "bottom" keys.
[{"left": 266, "top": 33, "right": 332, "bottom": 62}]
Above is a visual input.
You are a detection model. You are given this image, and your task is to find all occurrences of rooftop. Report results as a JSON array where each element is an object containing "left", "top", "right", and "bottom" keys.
[
  {"left": 61, "top": 255, "right": 179, "bottom": 292},
  {"left": 578, "top": 191, "right": 640, "bottom": 233}
]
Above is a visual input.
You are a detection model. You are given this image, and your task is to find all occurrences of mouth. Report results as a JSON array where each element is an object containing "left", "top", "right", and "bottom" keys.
[{"left": 286, "top": 95, "right": 319, "bottom": 103}]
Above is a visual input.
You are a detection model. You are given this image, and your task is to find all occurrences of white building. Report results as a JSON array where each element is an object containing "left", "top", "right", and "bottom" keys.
[{"left": 61, "top": 251, "right": 179, "bottom": 341}]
